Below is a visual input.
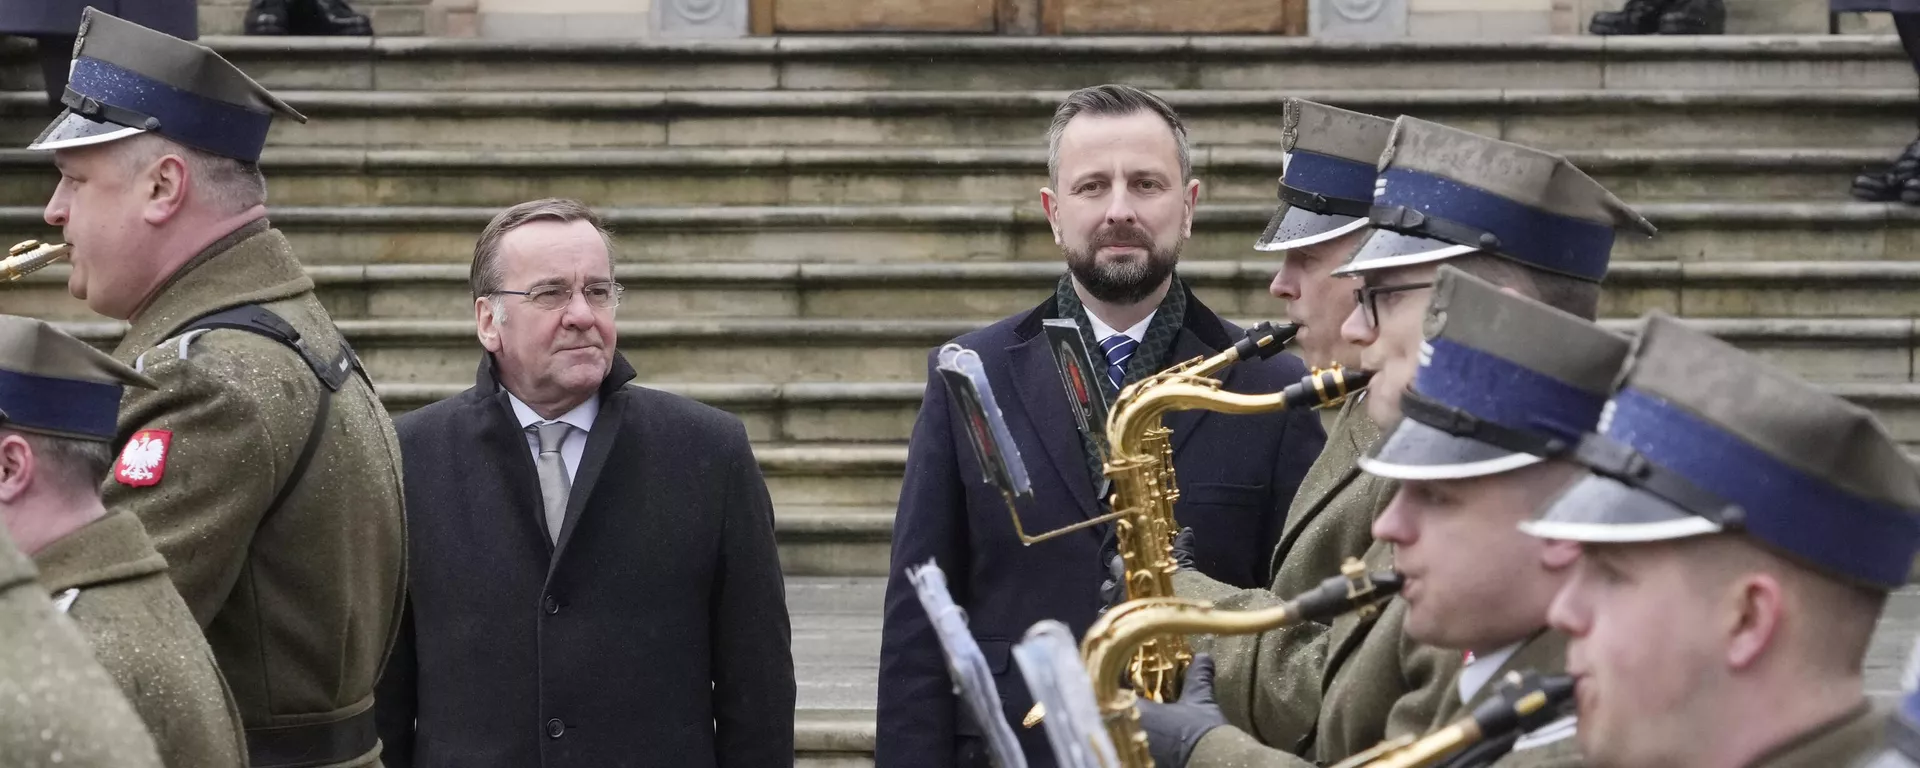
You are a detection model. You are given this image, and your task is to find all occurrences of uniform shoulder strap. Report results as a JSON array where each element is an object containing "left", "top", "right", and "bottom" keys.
[
  {"left": 177, "top": 305, "right": 361, "bottom": 392},
  {"left": 174, "top": 304, "right": 357, "bottom": 520}
]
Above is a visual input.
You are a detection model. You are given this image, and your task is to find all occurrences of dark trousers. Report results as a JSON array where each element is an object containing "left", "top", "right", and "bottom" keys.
[{"left": 35, "top": 35, "right": 75, "bottom": 112}]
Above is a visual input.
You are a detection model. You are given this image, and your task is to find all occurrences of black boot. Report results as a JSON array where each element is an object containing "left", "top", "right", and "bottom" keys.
[
  {"left": 1852, "top": 138, "right": 1920, "bottom": 203},
  {"left": 290, "top": 0, "right": 373, "bottom": 36},
  {"left": 243, "top": 0, "right": 292, "bottom": 34},
  {"left": 1589, "top": 0, "right": 1671, "bottom": 34},
  {"left": 1656, "top": 0, "right": 1725, "bottom": 33}
]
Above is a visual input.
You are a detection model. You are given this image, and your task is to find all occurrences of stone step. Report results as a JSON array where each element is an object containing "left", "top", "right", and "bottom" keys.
[
  {"left": 6, "top": 202, "right": 1914, "bottom": 266},
  {"left": 0, "top": 147, "right": 1887, "bottom": 207},
  {"left": 2, "top": 89, "right": 1911, "bottom": 151},
  {"left": 40, "top": 316, "right": 1920, "bottom": 386},
  {"left": 1, "top": 36, "right": 1908, "bottom": 94},
  {"left": 783, "top": 574, "right": 1920, "bottom": 767},
  {"left": 13, "top": 260, "right": 1920, "bottom": 323},
  {"left": 388, "top": 377, "right": 1920, "bottom": 454}
]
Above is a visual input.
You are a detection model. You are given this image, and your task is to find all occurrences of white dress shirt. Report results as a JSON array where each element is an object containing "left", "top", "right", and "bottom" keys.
[
  {"left": 1086, "top": 310, "right": 1155, "bottom": 346},
  {"left": 1457, "top": 642, "right": 1522, "bottom": 704},
  {"left": 507, "top": 392, "right": 599, "bottom": 485}
]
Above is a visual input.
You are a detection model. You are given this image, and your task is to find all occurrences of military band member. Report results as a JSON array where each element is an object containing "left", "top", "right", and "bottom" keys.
[
  {"left": 1162, "top": 118, "right": 1657, "bottom": 766},
  {"left": 0, "top": 517, "right": 163, "bottom": 768},
  {"left": 0, "top": 315, "right": 246, "bottom": 767},
  {"left": 1170, "top": 99, "right": 1403, "bottom": 752},
  {"left": 1522, "top": 313, "right": 1920, "bottom": 768},
  {"left": 1143, "top": 268, "right": 1623, "bottom": 768},
  {"left": 27, "top": 11, "right": 407, "bottom": 767}
]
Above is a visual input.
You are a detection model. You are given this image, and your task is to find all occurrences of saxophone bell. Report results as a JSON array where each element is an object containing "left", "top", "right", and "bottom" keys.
[{"left": 3, "top": 240, "right": 72, "bottom": 283}]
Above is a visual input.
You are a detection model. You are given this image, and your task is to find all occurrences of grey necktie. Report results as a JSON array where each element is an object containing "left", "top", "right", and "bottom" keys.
[{"left": 532, "top": 421, "right": 572, "bottom": 543}]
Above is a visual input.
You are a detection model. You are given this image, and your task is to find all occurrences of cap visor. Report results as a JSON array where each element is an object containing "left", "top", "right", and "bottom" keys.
[
  {"left": 27, "top": 110, "right": 145, "bottom": 152},
  {"left": 1332, "top": 229, "right": 1477, "bottom": 277},
  {"left": 1519, "top": 472, "right": 1724, "bottom": 543},
  {"left": 1358, "top": 416, "right": 1543, "bottom": 481},
  {"left": 1254, "top": 205, "right": 1371, "bottom": 253}
]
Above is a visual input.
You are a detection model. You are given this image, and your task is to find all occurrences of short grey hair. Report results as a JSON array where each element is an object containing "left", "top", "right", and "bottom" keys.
[
  {"left": 0, "top": 429, "right": 112, "bottom": 492},
  {"left": 470, "top": 198, "right": 616, "bottom": 299},
  {"left": 1045, "top": 84, "right": 1193, "bottom": 185},
  {"left": 119, "top": 133, "right": 267, "bottom": 215}
]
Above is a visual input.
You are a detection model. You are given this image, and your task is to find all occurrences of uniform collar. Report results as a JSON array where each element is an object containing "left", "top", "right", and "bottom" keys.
[
  {"left": 30, "top": 512, "right": 168, "bottom": 594},
  {"left": 113, "top": 217, "right": 314, "bottom": 363},
  {"left": 1745, "top": 701, "right": 1881, "bottom": 768},
  {"left": 1458, "top": 641, "right": 1524, "bottom": 704}
]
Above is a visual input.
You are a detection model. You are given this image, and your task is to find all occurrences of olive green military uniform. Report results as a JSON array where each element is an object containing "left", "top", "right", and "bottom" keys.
[
  {"left": 1176, "top": 395, "right": 1417, "bottom": 755},
  {"left": 104, "top": 219, "right": 407, "bottom": 767},
  {"left": 0, "top": 524, "right": 164, "bottom": 768},
  {"left": 33, "top": 511, "right": 247, "bottom": 768},
  {"left": 1189, "top": 612, "right": 1578, "bottom": 768},
  {"left": 1752, "top": 703, "right": 1884, "bottom": 768}
]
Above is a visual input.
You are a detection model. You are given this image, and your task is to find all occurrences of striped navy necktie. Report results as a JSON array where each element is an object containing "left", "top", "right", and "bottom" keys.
[{"left": 1100, "top": 334, "right": 1139, "bottom": 391}]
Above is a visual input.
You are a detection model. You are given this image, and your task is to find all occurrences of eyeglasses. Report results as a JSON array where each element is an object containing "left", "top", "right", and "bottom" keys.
[
  {"left": 1353, "top": 281, "right": 1433, "bottom": 328},
  {"left": 493, "top": 282, "right": 625, "bottom": 311}
]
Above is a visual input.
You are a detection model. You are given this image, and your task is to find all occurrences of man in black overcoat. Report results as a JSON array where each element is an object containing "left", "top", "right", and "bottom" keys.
[
  {"left": 375, "top": 198, "right": 796, "bottom": 768},
  {"left": 875, "top": 84, "right": 1327, "bottom": 768}
]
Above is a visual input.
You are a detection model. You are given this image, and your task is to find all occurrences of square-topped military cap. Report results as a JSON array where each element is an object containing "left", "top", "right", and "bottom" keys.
[
  {"left": 1521, "top": 312, "right": 1920, "bottom": 590},
  {"left": 1359, "top": 265, "right": 1629, "bottom": 481},
  {"left": 1253, "top": 100, "right": 1396, "bottom": 253},
  {"left": 0, "top": 315, "right": 156, "bottom": 442},
  {"left": 27, "top": 8, "right": 306, "bottom": 164},
  {"left": 1334, "top": 117, "right": 1655, "bottom": 283}
]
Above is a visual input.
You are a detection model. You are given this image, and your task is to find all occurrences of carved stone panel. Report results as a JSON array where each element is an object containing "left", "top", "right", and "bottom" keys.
[
  {"left": 1311, "top": 0, "right": 1408, "bottom": 38},
  {"left": 654, "top": 0, "right": 749, "bottom": 36}
]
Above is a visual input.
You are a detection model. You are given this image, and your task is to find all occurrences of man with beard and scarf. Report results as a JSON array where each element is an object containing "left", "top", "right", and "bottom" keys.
[{"left": 876, "top": 83, "right": 1327, "bottom": 768}]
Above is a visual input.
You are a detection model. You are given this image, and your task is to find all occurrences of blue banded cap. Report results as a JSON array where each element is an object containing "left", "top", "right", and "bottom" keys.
[
  {"left": 0, "top": 315, "right": 155, "bottom": 442},
  {"left": 1334, "top": 117, "right": 1654, "bottom": 282},
  {"left": 1522, "top": 313, "right": 1920, "bottom": 591},
  {"left": 1360, "top": 266, "right": 1629, "bottom": 481},
  {"left": 1253, "top": 100, "right": 1396, "bottom": 253},
  {"left": 27, "top": 9, "right": 305, "bottom": 163}
]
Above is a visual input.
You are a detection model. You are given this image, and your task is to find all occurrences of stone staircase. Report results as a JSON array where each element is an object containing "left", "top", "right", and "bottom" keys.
[{"left": 7, "top": 34, "right": 1920, "bottom": 765}]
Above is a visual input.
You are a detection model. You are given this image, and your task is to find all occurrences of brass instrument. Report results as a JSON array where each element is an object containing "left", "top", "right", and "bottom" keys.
[
  {"left": 1020, "top": 321, "right": 1370, "bottom": 727},
  {"left": 3, "top": 240, "right": 70, "bottom": 282},
  {"left": 1100, "top": 362, "right": 1372, "bottom": 707},
  {"left": 1087, "top": 560, "right": 1402, "bottom": 768},
  {"left": 1329, "top": 671, "right": 1576, "bottom": 768}
]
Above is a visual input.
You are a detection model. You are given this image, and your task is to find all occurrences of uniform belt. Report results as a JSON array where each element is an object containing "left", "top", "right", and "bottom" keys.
[{"left": 245, "top": 706, "right": 378, "bottom": 768}]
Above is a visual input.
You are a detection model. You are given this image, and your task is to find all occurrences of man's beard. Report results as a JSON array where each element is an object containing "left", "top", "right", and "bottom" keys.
[{"left": 1065, "top": 224, "right": 1182, "bottom": 305}]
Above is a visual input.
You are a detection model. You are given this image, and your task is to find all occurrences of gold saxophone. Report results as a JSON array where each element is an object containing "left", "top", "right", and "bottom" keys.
[
  {"left": 1329, "top": 671, "right": 1576, "bottom": 768},
  {"left": 1100, "top": 360, "right": 1372, "bottom": 707},
  {"left": 1088, "top": 560, "right": 1402, "bottom": 768},
  {"left": 3, "top": 240, "right": 71, "bottom": 282}
]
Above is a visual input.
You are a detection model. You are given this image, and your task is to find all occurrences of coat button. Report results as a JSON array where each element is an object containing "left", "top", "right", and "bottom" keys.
[
  {"left": 543, "top": 595, "right": 560, "bottom": 615},
  {"left": 546, "top": 718, "right": 565, "bottom": 739}
]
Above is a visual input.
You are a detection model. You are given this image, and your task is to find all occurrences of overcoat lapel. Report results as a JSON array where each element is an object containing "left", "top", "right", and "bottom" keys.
[
  {"left": 548, "top": 354, "right": 640, "bottom": 576},
  {"left": 475, "top": 360, "right": 550, "bottom": 551},
  {"left": 1165, "top": 326, "right": 1228, "bottom": 460}
]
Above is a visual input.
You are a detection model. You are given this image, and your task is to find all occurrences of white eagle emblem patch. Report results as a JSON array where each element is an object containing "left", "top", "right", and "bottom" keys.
[{"left": 115, "top": 430, "right": 172, "bottom": 487}]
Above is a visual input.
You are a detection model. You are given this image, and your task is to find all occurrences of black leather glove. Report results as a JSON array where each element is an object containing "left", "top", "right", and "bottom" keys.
[
  {"left": 1135, "top": 653, "right": 1226, "bottom": 768},
  {"left": 1169, "top": 527, "right": 1197, "bottom": 572}
]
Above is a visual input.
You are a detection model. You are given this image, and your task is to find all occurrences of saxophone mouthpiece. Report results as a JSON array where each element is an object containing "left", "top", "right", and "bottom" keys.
[
  {"left": 1287, "top": 559, "right": 1403, "bottom": 624},
  {"left": 1234, "top": 322, "right": 1301, "bottom": 362},
  {"left": 3, "top": 240, "right": 71, "bottom": 283}
]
